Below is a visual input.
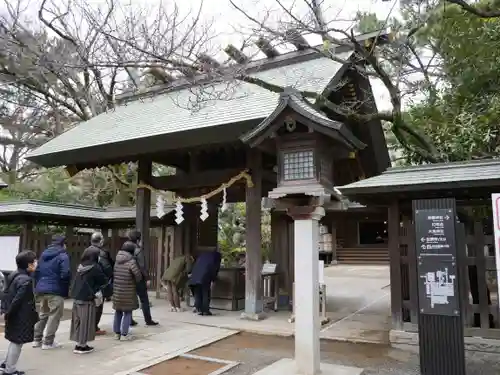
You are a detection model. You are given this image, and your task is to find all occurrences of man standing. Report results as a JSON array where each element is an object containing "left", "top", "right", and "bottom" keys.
[
  {"left": 33, "top": 235, "right": 71, "bottom": 349},
  {"left": 126, "top": 230, "right": 158, "bottom": 326},
  {"left": 86, "top": 232, "right": 114, "bottom": 335}
]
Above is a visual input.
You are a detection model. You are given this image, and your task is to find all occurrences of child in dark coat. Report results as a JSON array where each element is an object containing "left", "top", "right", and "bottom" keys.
[{"left": 1, "top": 250, "right": 39, "bottom": 375}]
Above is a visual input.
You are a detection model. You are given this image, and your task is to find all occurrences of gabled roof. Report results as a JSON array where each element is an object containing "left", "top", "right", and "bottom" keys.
[
  {"left": 27, "top": 50, "right": 352, "bottom": 168},
  {"left": 240, "top": 87, "right": 365, "bottom": 149},
  {"left": 0, "top": 199, "right": 174, "bottom": 225},
  {"left": 338, "top": 158, "right": 500, "bottom": 196}
]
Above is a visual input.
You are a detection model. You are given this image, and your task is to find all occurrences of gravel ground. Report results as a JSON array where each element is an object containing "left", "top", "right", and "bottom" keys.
[{"left": 190, "top": 333, "right": 500, "bottom": 375}]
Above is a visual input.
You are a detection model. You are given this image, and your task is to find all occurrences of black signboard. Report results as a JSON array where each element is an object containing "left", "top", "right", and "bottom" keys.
[
  {"left": 415, "top": 208, "right": 459, "bottom": 316},
  {"left": 415, "top": 208, "right": 455, "bottom": 256}
]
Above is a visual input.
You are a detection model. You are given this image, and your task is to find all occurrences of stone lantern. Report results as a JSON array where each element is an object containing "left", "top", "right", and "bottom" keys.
[{"left": 241, "top": 87, "right": 365, "bottom": 375}]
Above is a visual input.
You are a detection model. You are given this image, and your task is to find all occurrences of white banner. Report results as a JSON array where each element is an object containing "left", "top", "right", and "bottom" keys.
[{"left": 491, "top": 194, "right": 500, "bottom": 308}]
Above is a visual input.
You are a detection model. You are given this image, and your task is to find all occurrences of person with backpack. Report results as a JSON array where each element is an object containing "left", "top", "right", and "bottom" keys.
[
  {"left": 69, "top": 247, "right": 108, "bottom": 354},
  {"left": 85, "top": 232, "right": 114, "bottom": 335},
  {"left": 0, "top": 251, "right": 39, "bottom": 375},
  {"left": 33, "top": 235, "right": 71, "bottom": 350}
]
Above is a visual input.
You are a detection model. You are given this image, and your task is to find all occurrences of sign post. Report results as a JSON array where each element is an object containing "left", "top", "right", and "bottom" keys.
[{"left": 413, "top": 199, "right": 465, "bottom": 375}]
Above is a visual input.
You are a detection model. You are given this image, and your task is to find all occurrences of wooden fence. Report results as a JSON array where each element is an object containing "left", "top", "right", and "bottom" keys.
[{"left": 396, "top": 219, "right": 499, "bottom": 339}]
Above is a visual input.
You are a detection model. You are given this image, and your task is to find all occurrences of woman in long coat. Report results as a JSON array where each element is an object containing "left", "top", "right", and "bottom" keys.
[{"left": 112, "top": 242, "right": 142, "bottom": 340}]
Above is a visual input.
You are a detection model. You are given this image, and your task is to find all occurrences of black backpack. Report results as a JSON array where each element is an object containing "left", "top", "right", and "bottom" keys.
[{"left": 0, "top": 272, "right": 23, "bottom": 314}]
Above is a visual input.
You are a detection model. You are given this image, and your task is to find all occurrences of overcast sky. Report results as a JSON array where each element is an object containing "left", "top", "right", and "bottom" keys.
[
  {"left": 80, "top": 0, "right": 398, "bottom": 109},
  {"left": 205, "top": 0, "right": 398, "bottom": 110},
  {"left": 3, "top": 0, "right": 398, "bottom": 111}
]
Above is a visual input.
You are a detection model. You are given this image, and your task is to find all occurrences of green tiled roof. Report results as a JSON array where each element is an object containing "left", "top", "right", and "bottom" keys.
[
  {"left": 27, "top": 51, "right": 351, "bottom": 162},
  {"left": 338, "top": 159, "right": 500, "bottom": 195}
]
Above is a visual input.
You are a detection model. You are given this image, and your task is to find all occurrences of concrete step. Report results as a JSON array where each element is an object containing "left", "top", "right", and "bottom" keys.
[{"left": 337, "top": 248, "right": 389, "bottom": 264}]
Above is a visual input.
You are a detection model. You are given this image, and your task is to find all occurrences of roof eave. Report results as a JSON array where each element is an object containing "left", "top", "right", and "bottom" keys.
[
  {"left": 339, "top": 178, "right": 500, "bottom": 197},
  {"left": 241, "top": 88, "right": 366, "bottom": 150}
]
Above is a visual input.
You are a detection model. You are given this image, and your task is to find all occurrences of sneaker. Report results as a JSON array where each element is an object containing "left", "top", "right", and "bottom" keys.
[
  {"left": 73, "top": 345, "right": 94, "bottom": 354},
  {"left": 120, "top": 334, "right": 134, "bottom": 341},
  {"left": 145, "top": 320, "right": 159, "bottom": 326},
  {"left": 114, "top": 333, "right": 121, "bottom": 340},
  {"left": 95, "top": 329, "right": 107, "bottom": 336},
  {"left": 42, "top": 342, "right": 62, "bottom": 350},
  {"left": 32, "top": 341, "right": 42, "bottom": 348}
]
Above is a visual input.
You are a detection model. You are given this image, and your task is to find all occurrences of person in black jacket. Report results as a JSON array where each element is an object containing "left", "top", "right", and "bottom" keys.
[
  {"left": 0, "top": 250, "right": 39, "bottom": 375},
  {"left": 125, "top": 230, "right": 158, "bottom": 326},
  {"left": 188, "top": 249, "right": 222, "bottom": 316},
  {"left": 87, "top": 232, "right": 114, "bottom": 335},
  {"left": 69, "top": 247, "right": 108, "bottom": 354}
]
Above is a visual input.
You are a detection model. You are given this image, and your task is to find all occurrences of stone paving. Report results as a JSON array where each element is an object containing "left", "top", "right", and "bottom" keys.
[
  {"left": 158, "top": 265, "right": 391, "bottom": 344},
  {"left": 0, "top": 309, "right": 236, "bottom": 375},
  {"left": 2, "top": 265, "right": 497, "bottom": 375}
]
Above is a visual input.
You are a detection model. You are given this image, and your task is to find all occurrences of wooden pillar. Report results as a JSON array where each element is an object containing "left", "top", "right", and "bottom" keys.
[
  {"left": 198, "top": 204, "right": 218, "bottom": 248},
  {"left": 183, "top": 204, "right": 198, "bottom": 256},
  {"left": 173, "top": 225, "right": 184, "bottom": 257},
  {"left": 20, "top": 222, "right": 33, "bottom": 251},
  {"left": 156, "top": 225, "right": 166, "bottom": 299},
  {"left": 241, "top": 148, "right": 264, "bottom": 320},
  {"left": 330, "top": 220, "right": 338, "bottom": 264},
  {"left": 165, "top": 226, "right": 175, "bottom": 266},
  {"left": 109, "top": 228, "right": 120, "bottom": 257},
  {"left": 388, "top": 200, "right": 403, "bottom": 330},
  {"left": 136, "top": 159, "right": 152, "bottom": 265},
  {"left": 65, "top": 225, "right": 74, "bottom": 249}
]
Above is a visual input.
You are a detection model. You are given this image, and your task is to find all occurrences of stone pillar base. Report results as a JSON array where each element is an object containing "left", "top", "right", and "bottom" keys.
[{"left": 240, "top": 311, "right": 267, "bottom": 321}]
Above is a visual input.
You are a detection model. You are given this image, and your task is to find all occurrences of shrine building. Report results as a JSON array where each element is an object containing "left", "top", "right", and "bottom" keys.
[{"left": 27, "top": 31, "right": 393, "bottom": 323}]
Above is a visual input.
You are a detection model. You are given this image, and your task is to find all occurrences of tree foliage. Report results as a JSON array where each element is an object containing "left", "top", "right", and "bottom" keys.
[
  {"left": 218, "top": 203, "right": 271, "bottom": 264},
  {"left": 356, "top": 0, "right": 500, "bottom": 164}
]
